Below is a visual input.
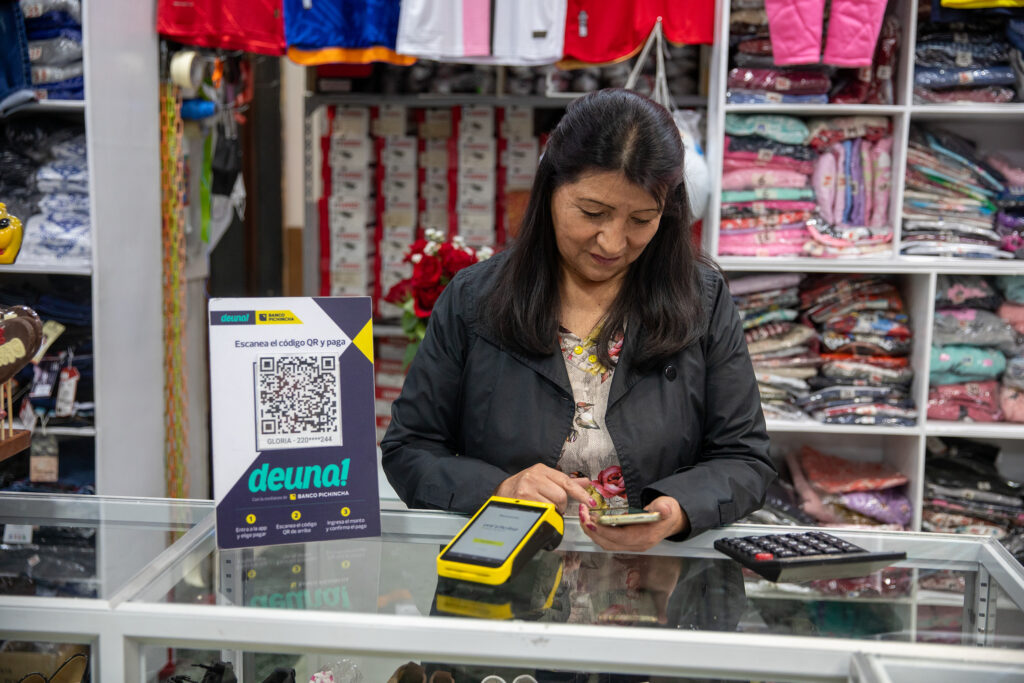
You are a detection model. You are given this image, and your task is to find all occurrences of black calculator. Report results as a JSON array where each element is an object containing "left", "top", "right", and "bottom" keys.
[{"left": 713, "top": 531, "right": 906, "bottom": 583}]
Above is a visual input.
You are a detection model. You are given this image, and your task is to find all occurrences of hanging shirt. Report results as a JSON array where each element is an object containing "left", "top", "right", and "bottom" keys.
[
  {"left": 562, "top": 0, "right": 714, "bottom": 66},
  {"left": 157, "top": 0, "right": 286, "bottom": 56},
  {"left": 284, "top": 0, "right": 415, "bottom": 66},
  {"left": 396, "top": 0, "right": 568, "bottom": 65}
]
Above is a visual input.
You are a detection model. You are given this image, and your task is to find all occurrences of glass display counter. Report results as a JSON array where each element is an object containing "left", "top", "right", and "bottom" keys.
[{"left": 2, "top": 495, "right": 1024, "bottom": 682}]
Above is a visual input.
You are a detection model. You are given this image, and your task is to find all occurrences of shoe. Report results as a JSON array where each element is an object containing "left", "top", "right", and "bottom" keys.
[
  {"left": 15, "top": 674, "right": 46, "bottom": 683},
  {"left": 48, "top": 653, "right": 88, "bottom": 683}
]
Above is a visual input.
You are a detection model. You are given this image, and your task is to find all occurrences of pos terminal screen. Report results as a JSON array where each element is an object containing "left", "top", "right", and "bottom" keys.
[{"left": 442, "top": 502, "right": 544, "bottom": 566}]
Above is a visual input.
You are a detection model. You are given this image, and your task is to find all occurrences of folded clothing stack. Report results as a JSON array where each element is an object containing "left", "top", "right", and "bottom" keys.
[
  {"left": 913, "top": 2, "right": 1021, "bottom": 104},
  {"left": 785, "top": 446, "right": 913, "bottom": 529},
  {"left": 901, "top": 125, "right": 1021, "bottom": 259},
  {"left": 718, "top": 114, "right": 894, "bottom": 259},
  {"left": 924, "top": 437, "right": 1024, "bottom": 562},
  {"left": 22, "top": 0, "right": 83, "bottom": 101},
  {"left": 989, "top": 154, "right": 1024, "bottom": 257},
  {"left": 798, "top": 274, "right": 917, "bottom": 426},
  {"left": 726, "top": 1, "right": 900, "bottom": 105},
  {"left": 728, "top": 272, "right": 817, "bottom": 421},
  {"left": 997, "top": 275, "right": 1024, "bottom": 423},
  {"left": 928, "top": 274, "right": 1024, "bottom": 423},
  {"left": 16, "top": 130, "right": 91, "bottom": 269}
]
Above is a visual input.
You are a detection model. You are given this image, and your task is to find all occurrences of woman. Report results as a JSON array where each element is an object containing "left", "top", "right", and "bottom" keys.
[{"left": 381, "top": 89, "right": 774, "bottom": 551}]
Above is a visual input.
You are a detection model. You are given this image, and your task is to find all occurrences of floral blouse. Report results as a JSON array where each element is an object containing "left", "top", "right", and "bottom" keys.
[{"left": 556, "top": 324, "right": 628, "bottom": 507}]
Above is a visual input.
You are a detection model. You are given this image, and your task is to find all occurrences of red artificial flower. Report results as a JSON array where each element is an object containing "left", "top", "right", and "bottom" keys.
[
  {"left": 438, "top": 242, "right": 477, "bottom": 279},
  {"left": 383, "top": 277, "right": 413, "bottom": 305},
  {"left": 412, "top": 281, "right": 445, "bottom": 318},
  {"left": 411, "top": 254, "right": 442, "bottom": 287},
  {"left": 404, "top": 239, "right": 428, "bottom": 262}
]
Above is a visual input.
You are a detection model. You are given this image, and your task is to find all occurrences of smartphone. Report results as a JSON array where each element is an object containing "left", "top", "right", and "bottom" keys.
[{"left": 593, "top": 507, "right": 661, "bottom": 526}]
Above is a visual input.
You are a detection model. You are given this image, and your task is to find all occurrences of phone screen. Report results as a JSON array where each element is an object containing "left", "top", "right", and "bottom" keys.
[{"left": 442, "top": 502, "right": 543, "bottom": 566}]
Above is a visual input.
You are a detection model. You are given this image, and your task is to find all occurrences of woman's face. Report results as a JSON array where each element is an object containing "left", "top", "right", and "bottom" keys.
[{"left": 550, "top": 170, "right": 663, "bottom": 288}]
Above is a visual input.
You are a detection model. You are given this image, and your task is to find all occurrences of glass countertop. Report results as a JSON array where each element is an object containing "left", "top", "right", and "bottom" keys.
[
  {"left": 124, "top": 502, "right": 1024, "bottom": 651},
  {"left": 0, "top": 492, "right": 212, "bottom": 600}
]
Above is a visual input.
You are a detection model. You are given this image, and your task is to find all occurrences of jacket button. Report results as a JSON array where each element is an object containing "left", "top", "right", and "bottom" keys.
[{"left": 664, "top": 365, "right": 677, "bottom": 381}]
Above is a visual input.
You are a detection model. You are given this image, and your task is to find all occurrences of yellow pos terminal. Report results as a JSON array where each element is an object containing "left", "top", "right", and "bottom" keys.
[{"left": 437, "top": 496, "right": 564, "bottom": 585}]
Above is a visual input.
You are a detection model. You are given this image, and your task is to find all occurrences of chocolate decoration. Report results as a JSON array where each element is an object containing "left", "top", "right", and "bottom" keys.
[
  {"left": 0, "top": 316, "right": 40, "bottom": 384},
  {"left": 3, "top": 306, "right": 42, "bottom": 359}
]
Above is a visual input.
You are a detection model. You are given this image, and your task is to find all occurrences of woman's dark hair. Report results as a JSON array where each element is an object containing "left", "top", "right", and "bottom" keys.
[{"left": 482, "top": 88, "right": 710, "bottom": 371}]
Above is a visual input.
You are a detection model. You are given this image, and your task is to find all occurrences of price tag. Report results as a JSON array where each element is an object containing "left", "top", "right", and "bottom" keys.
[
  {"left": 876, "top": 66, "right": 893, "bottom": 81},
  {"left": 775, "top": 76, "right": 792, "bottom": 91},
  {"left": 955, "top": 51, "right": 972, "bottom": 68},
  {"left": 30, "top": 360, "right": 60, "bottom": 398},
  {"left": 30, "top": 455, "right": 59, "bottom": 482},
  {"left": 756, "top": 149, "right": 774, "bottom": 162},
  {"left": 18, "top": 399, "right": 36, "bottom": 435},
  {"left": 858, "top": 67, "right": 872, "bottom": 83},
  {"left": 55, "top": 367, "right": 80, "bottom": 417},
  {"left": 3, "top": 524, "right": 33, "bottom": 545},
  {"left": 954, "top": 32, "right": 969, "bottom": 44}
]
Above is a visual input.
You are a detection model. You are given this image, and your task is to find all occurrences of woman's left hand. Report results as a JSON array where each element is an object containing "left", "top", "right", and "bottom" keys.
[{"left": 578, "top": 496, "right": 690, "bottom": 552}]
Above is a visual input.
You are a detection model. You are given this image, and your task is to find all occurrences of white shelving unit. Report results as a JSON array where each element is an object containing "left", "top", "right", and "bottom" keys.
[
  {"left": 707, "top": 0, "right": 1024, "bottom": 531},
  {"left": 303, "top": 0, "right": 1024, "bottom": 530},
  {"left": 0, "top": 0, "right": 164, "bottom": 496}
]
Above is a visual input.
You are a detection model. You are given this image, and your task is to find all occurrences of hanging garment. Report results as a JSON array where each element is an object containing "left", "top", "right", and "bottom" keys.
[
  {"left": 157, "top": 0, "right": 285, "bottom": 55},
  {"left": 763, "top": 0, "right": 889, "bottom": 67},
  {"left": 562, "top": 0, "right": 715, "bottom": 65},
  {"left": 285, "top": 0, "right": 415, "bottom": 65},
  {"left": 395, "top": 0, "right": 567, "bottom": 65}
]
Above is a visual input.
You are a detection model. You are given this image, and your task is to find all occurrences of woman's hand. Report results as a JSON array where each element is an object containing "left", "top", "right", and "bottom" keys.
[
  {"left": 578, "top": 496, "right": 690, "bottom": 552},
  {"left": 494, "top": 463, "right": 596, "bottom": 514}
]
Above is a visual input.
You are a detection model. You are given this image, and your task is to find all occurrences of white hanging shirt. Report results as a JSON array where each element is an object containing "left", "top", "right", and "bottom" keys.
[{"left": 396, "top": 0, "right": 567, "bottom": 65}]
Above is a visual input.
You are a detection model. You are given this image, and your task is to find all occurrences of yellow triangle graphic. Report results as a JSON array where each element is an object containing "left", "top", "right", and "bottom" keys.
[{"left": 352, "top": 319, "right": 374, "bottom": 363}]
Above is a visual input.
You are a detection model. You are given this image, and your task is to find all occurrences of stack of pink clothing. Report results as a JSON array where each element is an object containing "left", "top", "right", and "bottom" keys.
[{"left": 719, "top": 114, "right": 896, "bottom": 259}]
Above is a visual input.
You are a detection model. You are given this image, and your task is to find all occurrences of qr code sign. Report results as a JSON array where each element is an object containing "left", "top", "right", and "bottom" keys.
[{"left": 254, "top": 355, "right": 343, "bottom": 450}]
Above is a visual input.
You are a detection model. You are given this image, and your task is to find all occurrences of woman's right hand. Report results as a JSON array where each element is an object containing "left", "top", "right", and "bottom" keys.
[{"left": 494, "top": 463, "right": 596, "bottom": 514}]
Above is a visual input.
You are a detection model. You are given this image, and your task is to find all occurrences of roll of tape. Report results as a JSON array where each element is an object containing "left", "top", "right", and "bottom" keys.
[{"left": 170, "top": 50, "right": 204, "bottom": 90}]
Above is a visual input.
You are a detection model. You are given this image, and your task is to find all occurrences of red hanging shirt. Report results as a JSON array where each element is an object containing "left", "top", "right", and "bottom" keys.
[{"left": 157, "top": 0, "right": 286, "bottom": 56}]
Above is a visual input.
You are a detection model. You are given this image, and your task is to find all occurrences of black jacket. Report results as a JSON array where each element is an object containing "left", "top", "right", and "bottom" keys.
[{"left": 381, "top": 254, "right": 775, "bottom": 539}]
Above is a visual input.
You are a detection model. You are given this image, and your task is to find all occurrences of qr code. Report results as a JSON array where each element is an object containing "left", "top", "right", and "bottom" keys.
[{"left": 254, "top": 355, "right": 343, "bottom": 450}]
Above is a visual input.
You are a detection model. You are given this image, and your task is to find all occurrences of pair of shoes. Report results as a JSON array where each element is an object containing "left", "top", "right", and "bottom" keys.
[
  {"left": 387, "top": 662, "right": 425, "bottom": 683},
  {"left": 15, "top": 653, "right": 89, "bottom": 683},
  {"left": 196, "top": 662, "right": 238, "bottom": 683}
]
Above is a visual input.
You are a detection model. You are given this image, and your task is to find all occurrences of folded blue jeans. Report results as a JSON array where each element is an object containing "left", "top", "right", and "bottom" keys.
[{"left": 0, "top": 0, "right": 33, "bottom": 114}]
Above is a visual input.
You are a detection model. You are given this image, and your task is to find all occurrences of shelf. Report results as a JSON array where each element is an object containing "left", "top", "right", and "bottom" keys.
[
  {"left": 925, "top": 422, "right": 1024, "bottom": 441},
  {"left": 308, "top": 93, "right": 708, "bottom": 111},
  {"left": 13, "top": 421, "right": 97, "bottom": 437},
  {"left": 909, "top": 104, "right": 1024, "bottom": 121},
  {"left": 716, "top": 256, "right": 1024, "bottom": 275},
  {"left": 723, "top": 103, "right": 903, "bottom": 116},
  {"left": 0, "top": 262, "right": 92, "bottom": 276},
  {"left": 4, "top": 99, "right": 86, "bottom": 115},
  {"left": 766, "top": 418, "right": 919, "bottom": 436},
  {"left": 716, "top": 256, "right": 905, "bottom": 274}
]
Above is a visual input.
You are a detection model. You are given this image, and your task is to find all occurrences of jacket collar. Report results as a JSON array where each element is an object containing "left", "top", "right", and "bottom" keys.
[{"left": 477, "top": 321, "right": 646, "bottom": 406}]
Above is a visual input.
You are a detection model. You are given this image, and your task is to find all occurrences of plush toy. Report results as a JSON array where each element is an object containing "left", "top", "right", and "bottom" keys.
[{"left": 0, "top": 203, "right": 23, "bottom": 265}]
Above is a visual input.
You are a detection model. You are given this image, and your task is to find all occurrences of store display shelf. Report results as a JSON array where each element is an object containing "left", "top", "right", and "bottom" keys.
[
  {"left": 0, "top": 263, "right": 92, "bottom": 276},
  {"left": 745, "top": 582, "right": 915, "bottom": 605},
  {"left": 308, "top": 93, "right": 709, "bottom": 110},
  {"left": 909, "top": 104, "right": 1024, "bottom": 121},
  {"left": 12, "top": 421, "right": 97, "bottom": 437},
  {"left": 723, "top": 103, "right": 903, "bottom": 116},
  {"left": 716, "top": 256, "right": 906, "bottom": 274},
  {"left": 765, "top": 418, "right": 920, "bottom": 436},
  {"left": 7, "top": 99, "right": 86, "bottom": 115},
  {"left": 902, "top": 258, "right": 1024, "bottom": 275},
  {"left": 924, "top": 421, "right": 1024, "bottom": 441}
]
